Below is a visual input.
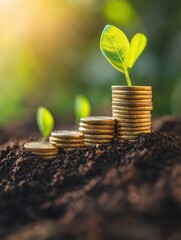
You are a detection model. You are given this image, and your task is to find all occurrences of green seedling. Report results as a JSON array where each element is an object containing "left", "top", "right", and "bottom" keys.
[
  {"left": 74, "top": 95, "right": 91, "bottom": 124},
  {"left": 36, "top": 106, "right": 54, "bottom": 140},
  {"left": 100, "top": 24, "right": 147, "bottom": 86}
]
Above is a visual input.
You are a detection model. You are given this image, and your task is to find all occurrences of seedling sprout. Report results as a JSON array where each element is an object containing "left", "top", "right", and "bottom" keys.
[
  {"left": 37, "top": 107, "right": 54, "bottom": 141},
  {"left": 74, "top": 95, "right": 91, "bottom": 125},
  {"left": 100, "top": 24, "right": 147, "bottom": 86}
]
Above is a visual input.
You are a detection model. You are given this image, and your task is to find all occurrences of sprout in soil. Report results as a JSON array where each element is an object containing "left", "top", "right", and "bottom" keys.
[
  {"left": 100, "top": 24, "right": 147, "bottom": 86},
  {"left": 37, "top": 106, "right": 54, "bottom": 141},
  {"left": 74, "top": 95, "right": 91, "bottom": 125}
]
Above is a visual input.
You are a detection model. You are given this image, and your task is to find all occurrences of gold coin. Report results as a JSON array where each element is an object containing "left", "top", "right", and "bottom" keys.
[
  {"left": 116, "top": 130, "right": 150, "bottom": 135},
  {"left": 63, "top": 147, "right": 84, "bottom": 151},
  {"left": 84, "top": 139, "right": 113, "bottom": 143},
  {"left": 116, "top": 121, "right": 151, "bottom": 127},
  {"left": 112, "top": 105, "right": 153, "bottom": 111},
  {"left": 79, "top": 127, "right": 115, "bottom": 134},
  {"left": 116, "top": 126, "right": 150, "bottom": 132},
  {"left": 112, "top": 101, "right": 152, "bottom": 107},
  {"left": 112, "top": 86, "right": 152, "bottom": 91},
  {"left": 112, "top": 94, "right": 152, "bottom": 100},
  {"left": 80, "top": 116, "right": 115, "bottom": 125},
  {"left": 117, "top": 135, "right": 138, "bottom": 140},
  {"left": 115, "top": 118, "right": 151, "bottom": 123},
  {"left": 51, "top": 130, "right": 83, "bottom": 139},
  {"left": 50, "top": 141, "right": 84, "bottom": 148},
  {"left": 83, "top": 134, "right": 114, "bottom": 139},
  {"left": 112, "top": 90, "right": 152, "bottom": 95},
  {"left": 31, "top": 151, "right": 57, "bottom": 156},
  {"left": 117, "top": 139, "right": 136, "bottom": 143},
  {"left": 113, "top": 113, "right": 151, "bottom": 119},
  {"left": 112, "top": 109, "right": 151, "bottom": 115},
  {"left": 24, "top": 141, "right": 58, "bottom": 153},
  {"left": 79, "top": 122, "right": 115, "bottom": 130},
  {"left": 84, "top": 142, "right": 106, "bottom": 146},
  {"left": 49, "top": 136, "right": 83, "bottom": 143},
  {"left": 112, "top": 98, "right": 152, "bottom": 103}
]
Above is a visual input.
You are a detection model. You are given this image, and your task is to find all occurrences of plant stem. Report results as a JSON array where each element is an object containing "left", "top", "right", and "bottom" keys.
[{"left": 124, "top": 69, "right": 132, "bottom": 86}]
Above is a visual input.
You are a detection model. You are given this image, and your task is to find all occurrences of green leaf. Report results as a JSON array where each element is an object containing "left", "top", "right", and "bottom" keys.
[
  {"left": 128, "top": 33, "right": 147, "bottom": 69},
  {"left": 100, "top": 24, "right": 132, "bottom": 86},
  {"left": 37, "top": 107, "right": 54, "bottom": 139},
  {"left": 74, "top": 95, "right": 91, "bottom": 123}
]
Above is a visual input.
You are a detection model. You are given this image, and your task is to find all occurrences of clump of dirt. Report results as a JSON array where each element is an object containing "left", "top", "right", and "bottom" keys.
[{"left": 0, "top": 116, "right": 181, "bottom": 240}]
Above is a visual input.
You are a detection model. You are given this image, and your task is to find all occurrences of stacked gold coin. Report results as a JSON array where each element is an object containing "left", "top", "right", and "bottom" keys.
[
  {"left": 24, "top": 141, "right": 58, "bottom": 159},
  {"left": 112, "top": 86, "right": 152, "bottom": 142},
  {"left": 49, "top": 130, "right": 84, "bottom": 151},
  {"left": 79, "top": 116, "right": 115, "bottom": 146}
]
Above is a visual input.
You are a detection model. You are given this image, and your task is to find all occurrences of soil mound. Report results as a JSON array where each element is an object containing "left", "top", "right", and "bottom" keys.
[{"left": 0, "top": 117, "right": 181, "bottom": 240}]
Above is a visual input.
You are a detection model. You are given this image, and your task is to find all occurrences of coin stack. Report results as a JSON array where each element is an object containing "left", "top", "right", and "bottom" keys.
[
  {"left": 24, "top": 141, "right": 58, "bottom": 159},
  {"left": 49, "top": 130, "right": 85, "bottom": 151},
  {"left": 112, "top": 86, "right": 152, "bottom": 142},
  {"left": 79, "top": 116, "right": 115, "bottom": 146}
]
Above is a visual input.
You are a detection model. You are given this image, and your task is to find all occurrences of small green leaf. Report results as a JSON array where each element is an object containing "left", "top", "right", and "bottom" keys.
[
  {"left": 37, "top": 107, "right": 54, "bottom": 139},
  {"left": 100, "top": 24, "right": 132, "bottom": 86},
  {"left": 74, "top": 95, "right": 91, "bottom": 124},
  {"left": 128, "top": 33, "right": 147, "bottom": 69}
]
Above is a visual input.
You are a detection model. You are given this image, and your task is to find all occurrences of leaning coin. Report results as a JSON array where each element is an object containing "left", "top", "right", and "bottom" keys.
[
  {"left": 79, "top": 122, "right": 115, "bottom": 130},
  {"left": 112, "top": 86, "right": 152, "bottom": 91},
  {"left": 79, "top": 127, "right": 115, "bottom": 134},
  {"left": 49, "top": 136, "right": 83, "bottom": 143},
  {"left": 112, "top": 90, "right": 152, "bottom": 95},
  {"left": 51, "top": 130, "right": 83, "bottom": 139},
  {"left": 112, "top": 105, "right": 153, "bottom": 111},
  {"left": 24, "top": 141, "right": 58, "bottom": 153},
  {"left": 83, "top": 134, "right": 114, "bottom": 139},
  {"left": 112, "top": 94, "right": 152, "bottom": 100},
  {"left": 80, "top": 116, "right": 115, "bottom": 125}
]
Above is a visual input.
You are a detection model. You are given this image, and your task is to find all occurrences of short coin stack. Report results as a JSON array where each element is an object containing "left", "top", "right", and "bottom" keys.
[
  {"left": 79, "top": 116, "right": 115, "bottom": 146},
  {"left": 24, "top": 141, "right": 58, "bottom": 159},
  {"left": 112, "top": 86, "right": 152, "bottom": 142},
  {"left": 49, "top": 130, "right": 84, "bottom": 151}
]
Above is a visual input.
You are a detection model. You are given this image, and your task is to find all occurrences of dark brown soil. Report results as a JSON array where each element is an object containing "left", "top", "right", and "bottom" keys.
[{"left": 0, "top": 116, "right": 181, "bottom": 240}]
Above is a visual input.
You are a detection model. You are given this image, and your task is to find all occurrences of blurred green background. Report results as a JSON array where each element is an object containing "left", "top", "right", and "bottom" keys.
[{"left": 0, "top": 0, "right": 180, "bottom": 131}]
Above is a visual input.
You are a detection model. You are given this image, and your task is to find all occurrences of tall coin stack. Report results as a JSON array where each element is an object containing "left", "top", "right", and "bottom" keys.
[
  {"left": 79, "top": 116, "right": 115, "bottom": 146},
  {"left": 49, "top": 130, "right": 84, "bottom": 151},
  {"left": 112, "top": 86, "right": 152, "bottom": 142}
]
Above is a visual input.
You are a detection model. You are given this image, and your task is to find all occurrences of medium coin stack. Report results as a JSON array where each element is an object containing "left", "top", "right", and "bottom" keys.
[
  {"left": 49, "top": 130, "right": 84, "bottom": 151},
  {"left": 24, "top": 141, "right": 58, "bottom": 159},
  {"left": 79, "top": 116, "right": 115, "bottom": 146},
  {"left": 112, "top": 86, "right": 152, "bottom": 142}
]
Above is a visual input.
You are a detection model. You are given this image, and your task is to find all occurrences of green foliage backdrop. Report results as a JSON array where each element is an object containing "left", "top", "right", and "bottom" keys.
[{"left": 0, "top": 0, "right": 180, "bottom": 127}]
